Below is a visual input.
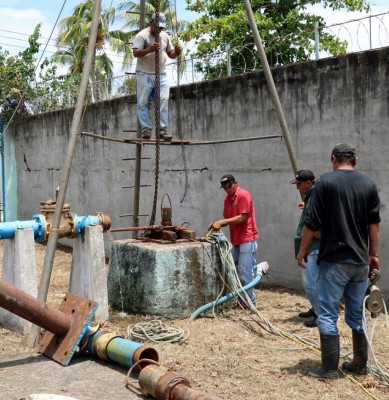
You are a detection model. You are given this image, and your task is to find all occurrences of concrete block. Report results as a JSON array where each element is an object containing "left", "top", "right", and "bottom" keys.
[
  {"left": 108, "top": 239, "right": 230, "bottom": 317},
  {"left": 70, "top": 225, "right": 109, "bottom": 323},
  {"left": 0, "top": 229, "right": 37, "bottom": 333}
]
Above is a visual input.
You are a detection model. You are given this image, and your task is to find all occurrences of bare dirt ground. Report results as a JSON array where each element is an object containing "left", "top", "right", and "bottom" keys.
[{"left": 0, "top": 241, "right": 388, "bottom": 400}]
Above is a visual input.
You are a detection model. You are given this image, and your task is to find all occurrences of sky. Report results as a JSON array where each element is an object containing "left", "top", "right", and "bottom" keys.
[
  {"left": 0, "top": 0, "right": 198, "bottom": 74},
  {"left": 0, "top": 0, "right": 388, "bottom": 77}
]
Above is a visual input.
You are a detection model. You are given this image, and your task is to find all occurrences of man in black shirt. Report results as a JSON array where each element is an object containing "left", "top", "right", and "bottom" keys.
[{"left": 297, "top": 143, "right": 380, "bottom": 379}]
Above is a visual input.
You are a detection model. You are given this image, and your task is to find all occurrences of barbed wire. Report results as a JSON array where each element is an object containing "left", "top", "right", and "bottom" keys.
[{"left": 21, "top": 11, "right": 389, "bottom": 113}]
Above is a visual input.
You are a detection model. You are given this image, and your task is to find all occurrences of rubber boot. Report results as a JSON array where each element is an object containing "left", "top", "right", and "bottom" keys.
[
  {"left": 308, "top": 334, "right": 340, "bottom": 379},
  {"left": 342, "top": 330, "right": 368, "bottom": 375}
]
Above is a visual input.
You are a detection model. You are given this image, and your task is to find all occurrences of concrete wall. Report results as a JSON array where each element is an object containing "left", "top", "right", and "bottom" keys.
[{"left": 8, "top": 47, "right": 389, "bottom": 298}]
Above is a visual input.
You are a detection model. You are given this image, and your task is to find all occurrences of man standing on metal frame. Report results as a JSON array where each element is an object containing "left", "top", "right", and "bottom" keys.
[{"left": 132, "top": 13, "right": 182, "bottom": 141}]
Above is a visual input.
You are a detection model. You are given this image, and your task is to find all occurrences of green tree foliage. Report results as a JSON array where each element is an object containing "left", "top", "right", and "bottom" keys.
[
  {"left": 53, "top": 0, "right": 133, "bottom": 100},
  {"left": 0, "top": 25, "right": 84, "bottom": 121},
  {"left": 0, "top": 25, "right": 42, "bottom": 120},
  {"left": 117, "top": 1, "right": 186, "bottom": 34},
  {"left": 182, "top": 0, "right": 370, "bottom": 79}
]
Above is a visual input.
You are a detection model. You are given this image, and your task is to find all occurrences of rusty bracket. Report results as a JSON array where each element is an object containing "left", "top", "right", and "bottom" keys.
[{"left": 39, "top": 293, "right": 97, "bottom": 366}]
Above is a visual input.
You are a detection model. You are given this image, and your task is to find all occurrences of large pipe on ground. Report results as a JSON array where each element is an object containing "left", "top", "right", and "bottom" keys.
[
  {"left": 0, "top": 279, "right": 158, "bottom": 368},
  {"left": 130, "top": 363, "right": 214, "bottom": 400},
  {"left": 81, "top": 326, "right": 158, "bottom": 367}
]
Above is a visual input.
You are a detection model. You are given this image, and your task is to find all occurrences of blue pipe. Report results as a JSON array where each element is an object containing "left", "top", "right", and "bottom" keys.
[
  {"left": 74, "top": 214, "right": 101, "bottom": 237},
  {"left": 190, "top": 262, "right": 269, "bottom": 320},
  {"left": 81, "top": 326, "right": 158, "bottom": 367},
  {"left": 0, "top": 215, "right": 46, "bottom": 241},
  {"left": 0, "top": 214, "right": 104, "bottom": 242}
]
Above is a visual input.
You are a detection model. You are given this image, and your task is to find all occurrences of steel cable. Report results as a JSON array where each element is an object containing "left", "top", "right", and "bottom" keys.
[{"left": 204, "top": 231, "right": 388, "bottom": 397}]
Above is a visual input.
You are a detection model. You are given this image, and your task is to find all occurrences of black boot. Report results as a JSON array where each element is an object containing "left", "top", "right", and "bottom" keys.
[
  {"left": 342, "top": 330, "right": 368, "bottom": 375},
  {"left": 309, "top": 334, "right": 339, "bottom": 379},
  {"left": 304, "top": 317, "right": 318, "bottom": 328},
  {"left": 299, "top": 308, "right": 316, "bottom": 318}
]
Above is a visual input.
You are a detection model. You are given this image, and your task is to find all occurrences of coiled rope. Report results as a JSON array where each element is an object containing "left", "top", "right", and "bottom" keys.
[{"left": 126, "top": 319, "right": 189, "bottom": 344}]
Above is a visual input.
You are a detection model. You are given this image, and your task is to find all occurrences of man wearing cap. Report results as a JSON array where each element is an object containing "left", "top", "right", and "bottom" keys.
[
  {"left": 132, "top": 13, "right": 182, "bottom": 140},
  {"left": 297, "top": 143, "right": 380, "bottom": 379},
  {"left": 290, "top": 170, "right": 320, "bottom": 328},
  {"left": 209, "top": 174, "right": 259, "bottom": 307}
]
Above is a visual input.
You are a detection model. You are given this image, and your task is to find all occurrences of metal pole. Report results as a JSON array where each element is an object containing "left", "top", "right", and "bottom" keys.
[
  {"left": 242, "top": 0, "right": 299, "bottom": 174},
  {"left": 29, "top": 0, "right": 102, "bottom": 346},
  {"left": 226, "top": 43, "right": 232, "bottom": 77},
  {"left": 0, "top": 120, "right": 5, "bottom": 222},
  {"left": 132, "top": 0, "right": 146, "bottom": 235},
  {"left": 369, "top": 16, "right": 372, "bottom": 50},
  {"left": 314, "top": 21, "right": 320, "bottom": 60}
]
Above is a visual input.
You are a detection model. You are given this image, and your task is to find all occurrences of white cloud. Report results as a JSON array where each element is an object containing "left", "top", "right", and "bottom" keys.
[
  {"left": 0, "top": 6, "right": 54, "bottom": 57},
  {"left": 0, "top": 6, "right": 46, "bottom": 21}
]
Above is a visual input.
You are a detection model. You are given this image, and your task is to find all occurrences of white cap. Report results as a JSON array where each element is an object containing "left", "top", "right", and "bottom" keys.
[{"left": 151, "top": 13, "right": 167, "bottom": 28}]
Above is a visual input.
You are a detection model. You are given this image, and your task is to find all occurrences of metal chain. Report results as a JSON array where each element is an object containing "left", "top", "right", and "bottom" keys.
[{"left": 149, "top": 3, "right": 161, "bottom": 226}]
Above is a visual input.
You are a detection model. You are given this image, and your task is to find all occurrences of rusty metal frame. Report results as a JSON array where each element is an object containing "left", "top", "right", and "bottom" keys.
[{"left": 39, "top": 293, "right": 97, "bottom": 366}]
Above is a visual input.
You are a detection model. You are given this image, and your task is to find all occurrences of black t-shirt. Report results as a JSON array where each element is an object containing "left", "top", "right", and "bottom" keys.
[{"left": 304, "top": 169, "right": 380, "bottom": 265}]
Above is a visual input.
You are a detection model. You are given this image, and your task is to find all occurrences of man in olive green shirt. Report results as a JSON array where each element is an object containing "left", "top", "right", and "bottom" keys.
[{"left": 290, "top": 170, "right": 320, "bottom": 327}]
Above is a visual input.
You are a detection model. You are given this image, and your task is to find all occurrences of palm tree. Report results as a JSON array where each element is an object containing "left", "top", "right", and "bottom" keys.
[
  {"left": 117, "top": 1, "right": 186, "bottom": 33},
  {"left": 52, "top": 1, "right": 133, "bottom": 101}
]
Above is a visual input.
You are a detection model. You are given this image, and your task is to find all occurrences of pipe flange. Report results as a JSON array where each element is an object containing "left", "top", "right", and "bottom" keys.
[
  {"left": 155, "top": 371, "right": 191, "bottom": 400},
  {"left": 96, "top": 212, "right": 111, "bottom": 232},
  {"left": 32, "top": 214, "right": 48, "bottom": 242},
  {"left": 164, "top": 376, "right": 191, "bottom": 400}
]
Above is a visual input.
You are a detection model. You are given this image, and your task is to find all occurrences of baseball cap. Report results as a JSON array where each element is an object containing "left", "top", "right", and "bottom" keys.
[
  {"left": 151, "top": 12, "right": 167, "bottom": 28},
  {"left": 331, "top": 143, "right": 356, "bottom": 157},
  {"left": 220, "top": 174, "right": 236, "bottom": 188},
  {"left": 289, "top": 170, "right": 315, "bottom": 184}
]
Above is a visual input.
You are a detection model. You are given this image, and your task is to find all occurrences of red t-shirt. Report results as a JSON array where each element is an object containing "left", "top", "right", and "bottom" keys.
[{"left": 223, "top": 187, "right": 259, "bottom": 246}]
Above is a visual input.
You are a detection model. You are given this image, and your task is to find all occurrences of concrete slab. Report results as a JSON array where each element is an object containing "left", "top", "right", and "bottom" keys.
[
  {"left": 0, "top": 229, "right": 37, "bottom": 333},
  {"left": 108, "top": 239, "right": 234, "bottom": 317},
  {"left": 70, "top": 225, "right": 109, "bottom": 323},
  {"left": 0, "top": 352, "right": 152, "bottom": 400}
]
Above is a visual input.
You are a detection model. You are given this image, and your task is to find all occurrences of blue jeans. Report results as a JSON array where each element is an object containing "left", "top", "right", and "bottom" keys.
[
  {"left": 316, "top": 260, "right": 369, "bottom": 335},
  {"left": 302, "top": 249, "right": 319, "bottom": 314},
  {"left": 136, "top": 72, "right": 169, "bottom": 132},
  {"left": 232, "top": 241, "right": 257, "bottom": 306}
]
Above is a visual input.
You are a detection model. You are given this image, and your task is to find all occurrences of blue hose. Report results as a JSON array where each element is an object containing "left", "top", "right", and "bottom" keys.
[{"left": 190, "top": 261, "right": 269, "bottom": 320}]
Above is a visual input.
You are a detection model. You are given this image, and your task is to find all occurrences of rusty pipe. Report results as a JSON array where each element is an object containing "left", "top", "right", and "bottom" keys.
[
  {"left": 0, "top": 279, "right": 71, "bottom": 336},
  {"left": 170, "top": 384, "right": 212, "bottom": 400},
  {"left": 110, "top": 225, "right": 175, "bottom": 232},
  {"left": 138, "top": 365, "right": 214, "bottom": 400}
]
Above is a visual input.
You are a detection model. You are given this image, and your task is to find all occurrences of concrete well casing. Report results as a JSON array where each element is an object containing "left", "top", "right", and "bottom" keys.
[{"left": 108, "top": 239, "right": 228, "bottom": 317}]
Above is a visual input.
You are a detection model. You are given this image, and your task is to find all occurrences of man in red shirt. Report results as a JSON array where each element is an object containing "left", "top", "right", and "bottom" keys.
[{"left": 209, "top": 174, "right": 259, "bottom": 307}]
